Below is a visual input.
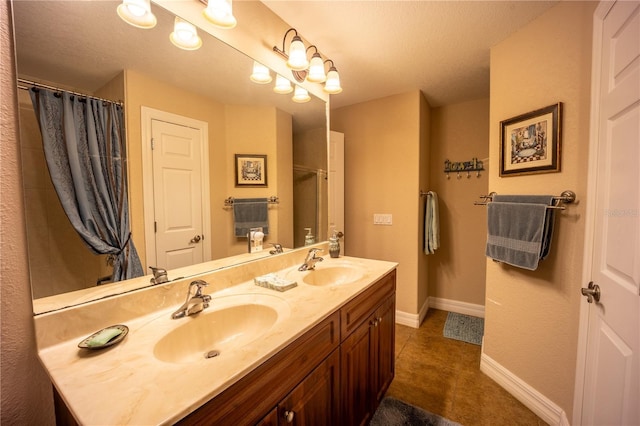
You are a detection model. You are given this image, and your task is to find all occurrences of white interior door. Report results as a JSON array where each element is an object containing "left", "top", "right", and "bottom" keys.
[
  {"left": 151, "top": 119, "right": 206, "bottom": 269},
  {"left": 578, "top": 2, "right": 639, "bottom": 425}
]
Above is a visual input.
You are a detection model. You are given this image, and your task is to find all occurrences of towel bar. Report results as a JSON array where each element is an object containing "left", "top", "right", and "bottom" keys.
[
  {"left": 224, "top": 196, "right": 279, "bottom": 209},
  {"left": 474, "top": 190, "right": 576, "bottom": 210}
]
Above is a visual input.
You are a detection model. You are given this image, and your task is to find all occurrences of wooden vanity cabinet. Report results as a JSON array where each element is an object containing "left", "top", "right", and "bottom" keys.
[{"left": 340, "top": 270, "right": 396, "bottom": 426}]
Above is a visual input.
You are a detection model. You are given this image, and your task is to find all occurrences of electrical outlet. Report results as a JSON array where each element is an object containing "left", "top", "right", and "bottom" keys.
[{"left": 373, "top": 214, "right": 393, "bottom": 225}]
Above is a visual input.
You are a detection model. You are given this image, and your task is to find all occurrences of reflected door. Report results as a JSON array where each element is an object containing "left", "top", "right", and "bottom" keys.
[{"left": 151, "top": 119, "right": 205, "bottom": 269}]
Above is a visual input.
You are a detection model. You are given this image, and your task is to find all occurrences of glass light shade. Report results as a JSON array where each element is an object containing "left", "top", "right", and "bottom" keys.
[
  {"left": 292, "top": 86, "right": 311, "bottom": 103},
  {"left": 306, "top": 54, "right": 326, "bottom": 83},
  {"left": 203, "top": 0, "right": 237, "bottom": 29},
  {"left": 273, "top": 75, "right": 293, "bottom": 94},
  {"left": 250, "top": 61, "right": 272, "bottom": 84},
  {"left": 170, "top": 17, "right": 202, "bottom": 50},
  {"left": 324, "top": 68, "right": 343, "bottom": 94},
  {"left": 116, "top": 0, "right": 156, "bottom": 29},
  {"left": 287, "top": 36, "right": 309, "bottom": 71}
]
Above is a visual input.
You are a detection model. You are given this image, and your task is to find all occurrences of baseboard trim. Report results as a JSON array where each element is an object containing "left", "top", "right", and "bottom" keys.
[
  {"left": 396, "top": 296, "right": 430, "bottom": 328},
  {"left": 480, "top": 352, "right": 569, "bottom": 426},
  {"left": 429, "top": 297, "right": 485, "bottom": 318}
]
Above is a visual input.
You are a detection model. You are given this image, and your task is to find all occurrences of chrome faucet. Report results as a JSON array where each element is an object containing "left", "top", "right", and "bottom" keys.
[
  {"left": 149, "top": 266, "right": 168, "bottom": 285},
  {"left": 298, "top": 248, "right": 324, "bottom": 271},
  {"left": 171, "top": 280, "right": 212, "bottom": 319},
  {"left": 269, "top": 243, "right": 284, "bottom": 255}
]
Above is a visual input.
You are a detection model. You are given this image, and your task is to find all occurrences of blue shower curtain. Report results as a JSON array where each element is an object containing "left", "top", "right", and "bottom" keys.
[{"left": 30, "top": 88, "right": 143, "bottom": 282}]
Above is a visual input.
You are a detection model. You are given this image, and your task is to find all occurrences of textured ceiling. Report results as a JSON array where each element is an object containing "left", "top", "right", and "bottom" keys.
[
  {"left": 263, "top": 0, "right": 558, "bottom": 108},
  {"left": 13, "top": 0, "right": 559, "bottom": 113}
]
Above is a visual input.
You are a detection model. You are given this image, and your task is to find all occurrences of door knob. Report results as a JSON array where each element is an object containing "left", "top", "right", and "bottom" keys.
[
  {"left": 190, "top": 235, "right": 202, "bottom": 244},
  {"left": 581, "top": 281, "right": 601, "bottom": 303}
]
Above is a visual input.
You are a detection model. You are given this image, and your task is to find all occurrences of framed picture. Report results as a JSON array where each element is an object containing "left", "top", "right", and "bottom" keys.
[
  {"left": 235, "top": 154, "right": 267, "bottom": 187},
  {"left": 500, "top": 103, "right": 562, "bottom": 177}
]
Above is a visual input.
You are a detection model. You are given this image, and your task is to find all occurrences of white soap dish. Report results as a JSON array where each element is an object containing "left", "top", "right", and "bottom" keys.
[
  {"left": 78, "top": 324, "right": 128, "bottom": 349},
  {"left": 254, "top": 274, "right": 297, "bottom": 292}
]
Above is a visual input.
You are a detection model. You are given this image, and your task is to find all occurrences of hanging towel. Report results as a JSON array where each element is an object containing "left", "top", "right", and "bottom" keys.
[
  {"left": 485, "top": 195, "right": 555, "bottom": 270},
  {"left": 233, "top": 198, "right": 269, "bottom": 237},
  {"left": 424, "top": 191, "right": 440, "bottom": 254}
]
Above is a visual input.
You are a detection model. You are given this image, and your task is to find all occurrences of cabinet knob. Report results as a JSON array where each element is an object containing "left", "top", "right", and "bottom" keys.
[{"left": 284, "top": 410, "right": 295, "bottom": 423}]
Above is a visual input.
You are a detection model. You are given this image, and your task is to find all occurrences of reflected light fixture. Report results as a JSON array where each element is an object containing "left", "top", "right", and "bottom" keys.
[
  {"left": 323, "top": 60, "right": 342, "bottom": 94},
  {"left": 273, "top": 75, "right": 293, "bottom": 94},
  {"left": 170, "top": 17, "right": 202, "bottom": 50},
  {"left": 273, "top": 28, "right": 309, "bottom": 71},
  {"left": 292, "top": 86, "right": 311, "bottom": 103},
  {"left": 306, "top": 46, "right": 326, "bottom": 83},
  {"left": 250, "top": 61, "right": 272, "bottom": 84},
  {"left": 203, "top": 0, "right": 237, "bottom": 29},
  {"left": 116, "top": 0, "right": 157, "bottom": 29}
]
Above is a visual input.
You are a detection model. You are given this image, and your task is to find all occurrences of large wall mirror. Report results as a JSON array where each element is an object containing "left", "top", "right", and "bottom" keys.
[{"left": 12, "top": 0, "right": 328, "bottom": 313}]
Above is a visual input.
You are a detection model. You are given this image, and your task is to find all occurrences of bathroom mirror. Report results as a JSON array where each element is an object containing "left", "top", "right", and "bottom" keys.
[{"left": 12, "top": 0, "right": 328, "bottom": 312}]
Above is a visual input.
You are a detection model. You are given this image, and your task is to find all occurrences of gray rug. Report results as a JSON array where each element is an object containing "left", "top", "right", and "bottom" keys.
[
  {"left": 443, "top": 312, "right": 484, "bottom": 345},
  {"left": 370, "top": 396, "right": 461, "bottom": 426}
]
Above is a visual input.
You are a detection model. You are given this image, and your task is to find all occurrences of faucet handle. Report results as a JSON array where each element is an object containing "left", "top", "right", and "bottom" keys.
[{"left": 189, "top": 280, "right": 209, "bottom": 296}]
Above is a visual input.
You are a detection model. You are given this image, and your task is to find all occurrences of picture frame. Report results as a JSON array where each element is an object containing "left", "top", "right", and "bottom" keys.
[
  {"left": 235, "top": 154, "right": 267, "bottom": 187},
  {"left": 500, "top": 102, "right": 562, "bottom": 177}
]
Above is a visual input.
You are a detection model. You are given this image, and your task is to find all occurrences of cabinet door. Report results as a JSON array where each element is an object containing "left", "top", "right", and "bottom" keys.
[
  {"left": 257, "top": 407, "right": 278, "bottom": 426},
  {"left": 341, "top": 317, "right": 374, "bottom": 426},
  {"left": 278, "top": 349, "right": 340, "bottom": 425},
  {"left": 372, "top": 295, "right": 395, "bottom": 404}
]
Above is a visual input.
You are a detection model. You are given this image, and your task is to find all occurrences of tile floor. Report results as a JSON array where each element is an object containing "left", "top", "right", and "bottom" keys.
[{"left": 385, "top": 309, "right": 548, "bottom": 426}]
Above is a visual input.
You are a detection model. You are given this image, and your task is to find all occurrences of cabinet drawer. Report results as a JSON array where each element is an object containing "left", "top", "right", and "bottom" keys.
[
  {"left": 341, "top": 270, "right": 396, "bottom": 340},
  {"left": 178, "top": 311, "right": 340, "bottom": 426}
]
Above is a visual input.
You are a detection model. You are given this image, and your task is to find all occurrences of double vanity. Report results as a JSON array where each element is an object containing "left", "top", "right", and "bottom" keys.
[{"left": 34, "top": 244, "right": 397, "bottom": 425}]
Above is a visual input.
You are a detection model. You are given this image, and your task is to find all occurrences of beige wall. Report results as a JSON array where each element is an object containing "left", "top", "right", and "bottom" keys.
[
  {"left": 429, "top": 99, "right": 489, "bottom": 305},
  {"left": 485, "top": 1, "right": 596, "bottom": 418},
  {"left": 332, "top": 91, "right": 429, "bottom": 316},
  {"left": 1, "top": 1, "right": 55, "bottom": 423},
  {"left": 418, "top": 94, "right": 431, "bottom": 313}
]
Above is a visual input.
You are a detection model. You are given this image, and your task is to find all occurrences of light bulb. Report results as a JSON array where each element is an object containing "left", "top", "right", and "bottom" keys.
[
  {"left": 292, "top": 86, "right": 311, "bottom": 103},
  {"left": 203, "top": 0, "right": 237, "bottom": 29},
  {"left": 250, "top": 61, "right": 272, "bottom": 84},
  {"left": 170, "top": 17, "right": 202, "bottom": 50},
  {"left": 287, "top": 36, "right": 309, "bottom": 71},
  {"left": 274, "top": 75, "right": 293, "bottom": 94},
  {"left": 324, "top": 67, "right": 342, "bottom": 94},
  {"left": 307, "top": 53, "right": 326, "bottom": 83},
  {"left": 116, "top": 0, "right": 156, "bottom": 29}
]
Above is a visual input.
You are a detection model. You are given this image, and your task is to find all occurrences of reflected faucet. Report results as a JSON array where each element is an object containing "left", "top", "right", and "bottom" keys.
[
  {"left": 298, "top": 248, "right": 324, "bottom": 271},
  {"left": 171, "top": 280, "right": 212, "bottom": 319},
  {"left": 149, "top": 266, "right": 168, "bottom": 285},
  {"left": 269, "top": 243, "right": 284, "bottom": 255}
]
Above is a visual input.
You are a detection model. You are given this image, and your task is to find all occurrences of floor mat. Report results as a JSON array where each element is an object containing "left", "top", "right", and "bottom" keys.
[
  {"left": 443, "top": 312, "right": 484, "bottom": 345},
  {"left": 370, "top": 396, "right": 462, "bottom": 426}
]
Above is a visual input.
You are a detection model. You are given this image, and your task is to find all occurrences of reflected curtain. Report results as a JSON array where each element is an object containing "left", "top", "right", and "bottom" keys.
[{"left": 29, "top": 88, "right": 143, "bottom": 282}]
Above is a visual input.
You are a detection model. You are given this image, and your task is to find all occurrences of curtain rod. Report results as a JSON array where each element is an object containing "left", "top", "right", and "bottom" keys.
[{"left": 17, "top": 78, "right": 124, "bottom": 107}]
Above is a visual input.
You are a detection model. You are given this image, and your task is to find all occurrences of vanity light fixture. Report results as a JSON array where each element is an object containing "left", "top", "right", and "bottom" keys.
[
  {"left": 273, "top": 28, "right": 342, "bottom": 94},
  {"left": 306, "top": 46, "right": 326, "bottom": 83},
  {"left": 250, "top": 61, "right": 272, "bottom": 84},
  {"left": 273, "top": 28, "right": 309, "bottom": 71},
  {"left": 323, "top": 60, "right": 342, "bottom": 94},
  {"left": 170, "top": 17, "right": 202, "bottom": 50},
  {"left": 292, "top": 86, "right": 311, "bottom": 103},
  {"left": 273, "top": 75, "right": 293, "bottom": 94},
  {"left": 202, "top": 0, "right": 237, "bottom": 29},
  {"left": 116, "top": 0, "right": 157, "bottom": 29}
]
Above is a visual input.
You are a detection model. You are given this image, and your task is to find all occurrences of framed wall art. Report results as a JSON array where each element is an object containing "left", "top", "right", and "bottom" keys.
[
  {"left": 500, "top": 102, "right": 562, "bottom": 177},
  {"left": 235, "top": 154, "right": 267, "bottom": 187}
]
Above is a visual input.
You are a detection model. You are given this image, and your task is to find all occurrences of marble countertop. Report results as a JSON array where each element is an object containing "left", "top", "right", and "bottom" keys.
[{"left": 35, "top": 250, "right": 397, "bottom": 425}]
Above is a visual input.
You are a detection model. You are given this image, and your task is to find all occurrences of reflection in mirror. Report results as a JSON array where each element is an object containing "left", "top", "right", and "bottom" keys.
[{"left": 13, "top": 0, "right": 327, "bottom": 310}]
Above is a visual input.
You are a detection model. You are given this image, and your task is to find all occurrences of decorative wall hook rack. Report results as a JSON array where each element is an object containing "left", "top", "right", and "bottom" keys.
[{"left": 444, "top": 158, "right": 484, "bottom": 179}]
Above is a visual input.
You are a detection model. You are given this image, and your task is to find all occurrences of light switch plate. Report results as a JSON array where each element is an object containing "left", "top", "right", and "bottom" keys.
[{"left": 373, "top": 214, "right": 393, "bottom": 225}]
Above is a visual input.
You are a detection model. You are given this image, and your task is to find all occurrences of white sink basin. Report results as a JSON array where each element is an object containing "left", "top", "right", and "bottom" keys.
[
  {"left": 292, "top": 262, "right": 366, "bottom": 286},
  {"left": 153, "top": 294, "right": 289, "bottom": 364}
]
